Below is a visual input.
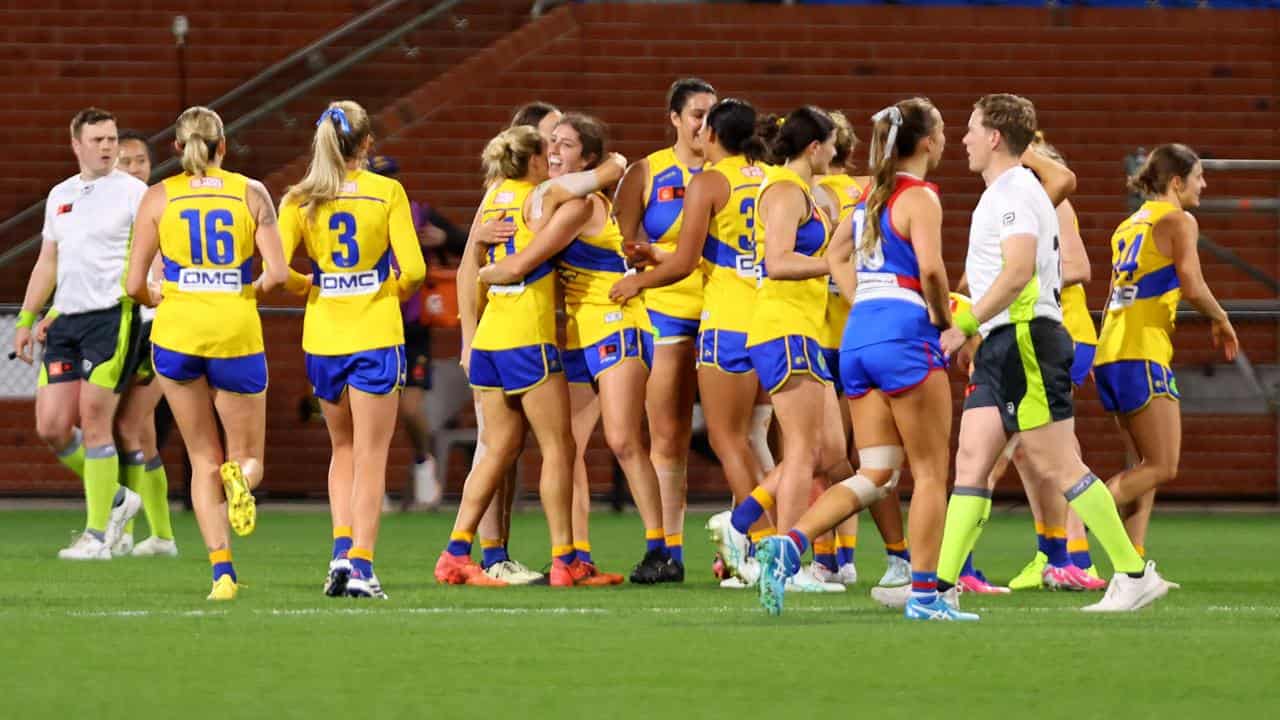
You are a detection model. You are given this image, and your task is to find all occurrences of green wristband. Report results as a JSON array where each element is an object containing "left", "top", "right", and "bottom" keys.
[
  {"left": 954, "top": 309, "right": 979, "bottom": 338},
  {"left": 15, "top": 310, "right": 36, "bottom": 329}
]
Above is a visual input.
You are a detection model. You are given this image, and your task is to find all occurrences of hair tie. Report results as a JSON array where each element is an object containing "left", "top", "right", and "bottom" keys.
[
  {"left": 869, "top": 105, "right": 903, "bottom": 165},
  {"left": 317, "top": 107, "right": 351, "bottom": 134},
  {"left": 775, "top": 116, "right": 785, "bottom": 128}
]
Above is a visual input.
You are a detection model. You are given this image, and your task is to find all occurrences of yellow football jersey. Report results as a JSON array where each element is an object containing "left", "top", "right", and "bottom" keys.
[
  {"left": 152, "top": 167, "right": 262, "bottom": 358},
  {"left": 748, "top": 165, "right": 832, "bottom": 346},
  {"left": 560, "top": 194, "right": 650, "bottom": 349},
  {"left": 472, "top": 178, "right": 558, "bottom": 351},
  {"left": 641, "top": 147, "right": 703, "bottom": 325},
  {"left": 1096, "top": 200, "right": 1182, "bottom": 366},
  {"left": 700, "top": 154, "right": 765, "bottom": 335},
  {"left": 817, "top": 174, "right": 864, "bottom": 349},
  {"left": 279, "top": 169, "right": 425, "bottom": 356}
]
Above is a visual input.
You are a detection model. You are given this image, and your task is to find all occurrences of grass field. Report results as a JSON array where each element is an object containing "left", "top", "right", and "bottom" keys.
[{"left": 2, "top": 507, "right": 1277, "bottom": 719}]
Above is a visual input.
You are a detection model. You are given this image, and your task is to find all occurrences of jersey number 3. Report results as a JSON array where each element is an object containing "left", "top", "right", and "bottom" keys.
[{"left": 330, "top": 212, "right": 360, "bottom": 268}]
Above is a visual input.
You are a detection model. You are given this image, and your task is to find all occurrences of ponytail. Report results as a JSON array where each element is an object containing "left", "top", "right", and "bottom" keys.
[
  {"left": 1127, "top": 143, "right": 1200, "bottom": 198},
  {"left": 285, "top": 101, "right": 372, "bottom": 217},
  {"left": 482, "top": 126, "right": 544, "bottom": 185},
  {"left": 174, "top": 106, "right": 224, "bottom": 177},
  {"left": 859, "top": 98, "right": 938, "bottom": 262}
]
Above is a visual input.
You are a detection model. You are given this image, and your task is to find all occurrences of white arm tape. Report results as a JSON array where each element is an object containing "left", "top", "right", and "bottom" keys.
[{"left": 552, "top": 169, "right": 604, "bottom": 198}]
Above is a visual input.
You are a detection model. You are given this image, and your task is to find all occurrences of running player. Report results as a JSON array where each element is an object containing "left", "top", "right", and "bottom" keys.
[
  {"left": 278, "top": 101, "right": 426, "bottom": 598},
  {"left": 611, "top": 98, "right": 770, "bottom": 582},
  {"left": 14, "top": 108, "right": 147, "bottom": 560},
  {"left": 126, "top": 106, "right": 287, "bottom": 599},
  {"left": 933, "top": 94, "right": 1166, "bottom": 616},
  {"left": 1095, "top": 143, "right": 1237, "bottom": 561},
  {"left": 756, "top": 99, "right": 958, "bottom": 618},
  {"left": 614, "top": 78, "right": 717, "bottom": 576},
  {"left": 435, "top": 125, "right": 587, "bottom": 587}
]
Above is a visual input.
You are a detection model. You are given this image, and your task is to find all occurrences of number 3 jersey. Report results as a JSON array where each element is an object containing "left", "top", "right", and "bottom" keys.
[
  {"left": 699, "top": 155, "right": 765, "bottom": 335},
  {"left": 842, "top": 174, "right": 940, "bottom": 351},
  {"left": 1095, "top": 199, "right": 1182, "bottom": 367},
  {"left": 154, "top": 167, "right": 262, "bottom": 358},
  {"left": 279, "top": 169, "right": 424, "bottom": 356}
]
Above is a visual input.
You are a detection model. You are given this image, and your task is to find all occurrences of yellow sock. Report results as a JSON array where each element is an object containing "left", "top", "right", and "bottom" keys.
[
  {"left": 749, "top": 486, "right": 775, "bottom": 510},
  {"left": 748, "top": 526, "right": 777, "bottom": 544},
  {"left": 333, "top": 525, "right": 352, "bottom": 539}
]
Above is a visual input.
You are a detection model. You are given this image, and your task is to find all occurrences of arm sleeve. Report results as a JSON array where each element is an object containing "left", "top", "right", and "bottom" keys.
[{"left": 389, "top": 182, "right": 426, "bottom": 292}]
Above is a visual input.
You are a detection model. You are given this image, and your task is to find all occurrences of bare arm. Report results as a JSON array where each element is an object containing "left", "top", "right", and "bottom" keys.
[
  {"left": 247, "top": 180, "right": 287, "bottom": 292},
  {"left": 973, "top": 233, "right": 1036, "bottom": 324},
  {"left": 900, "top": 186, "right": 951, "bottom": 327},
  {"left": 478, "top": 198, "right": 592, "bottom": 285},
  {"left": 13, "top": 240, "right": 60, "bottom": 363},
  {"left": 1057, "top": 199, "right": 1090, "bottom": 287},
  {"left": 826, "top": 211, "right": 857, "bottom": 303},
  {"left": 126, "top": 184, "right": 166, "bottom": 307},
  {"left": 542, "top": 153, "right": 627, "bottom": 211},
  {"left": 458, "top": 187, "right": 497, "bottom": 365},
  {"left": 613, "top": 158, "right": 649, "bottom": 261},
  {"left": 1165, "top": 210, "right": 1237, "bottom": 360},
  {"left": 274, "top": 199, "right": 313, "bottom": 296},
  {"left": 761, "top": 183, "right": 829, "bottom": 281},
  {"left": 1022, "top": 146, "right": 1077, "bottom": 207}
]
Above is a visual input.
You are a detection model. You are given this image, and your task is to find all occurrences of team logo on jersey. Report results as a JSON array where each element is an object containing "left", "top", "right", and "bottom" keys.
[
  {"left": 604, "top": 311, "right": 623, "bottom": 324},
  {"left": 657, "top": 186, "right": 685, "bottom": 202},
  {"left": 341, "top": 181, "right": 358, "bottom": 193},
  {"left": 189, "top": 176, "right": 224, "bottom": 189},
  {"left": 57, "top": 203, "right": 73, "bottom": 215},
  {"left": 178, "top": 268, "right": 243, "bottom": 293},
  {"left": 1001, "top": 212, "right": 1016, "bottom": 226},
  {"left": 494, "top": 191, "right": 515, "bottom": 204},
  {"left": 317, "top": 269, "right": 380, "bottom": 297}
]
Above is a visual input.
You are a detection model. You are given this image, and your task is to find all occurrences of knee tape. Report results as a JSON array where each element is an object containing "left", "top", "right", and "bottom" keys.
[{"left": 850, "top": 445, "right": 905, "bottom": 498}]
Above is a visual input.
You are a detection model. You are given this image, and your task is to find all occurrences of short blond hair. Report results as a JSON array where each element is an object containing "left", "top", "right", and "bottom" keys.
[{"left": 975, "top": 93, "right": 1037, "bottom": 156}]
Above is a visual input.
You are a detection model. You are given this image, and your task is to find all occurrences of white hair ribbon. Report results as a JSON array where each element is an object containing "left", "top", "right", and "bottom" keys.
[{"left": 870, "top": 106, "right": 903, "bottom": 165}]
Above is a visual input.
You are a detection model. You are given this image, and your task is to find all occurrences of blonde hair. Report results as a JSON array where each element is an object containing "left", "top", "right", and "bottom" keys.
[
  {"left": 285, "top": 100, "right": 372, "bottom": 216},
  {"left": 828, "top": 110, "right": 858, "bottom": 169},
  {"left": 481, "top": 126, "right": 544, "bottom": 185},
  {"left": 175, "top": 106, "right": 224, "bottom": 176},
  {"left": 861, "top": 97, "right": 938, "bottom": 262}
]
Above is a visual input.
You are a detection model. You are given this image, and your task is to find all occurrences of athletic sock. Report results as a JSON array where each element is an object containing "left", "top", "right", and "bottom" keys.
[
  {"left": 1064, "top": 474, "right": 1144, "bottom": 575},
  {"left": 911, "top": 571, "right": 939, "bottom": 604},
  {"left": 1045, "top": 526, "right": 1069, "bottom": 568},
  {"left": 480, "top": 538, "right": 508, "bottom": 569},
  {"left": 139, "top": 455, "right": 173, "bottom": 539},
  {"left": 748, "top": 526, "right": 776, "bottom": 555},
  {"left": 1068, "top": 537, "right": 1093, "bottom": 569},
  {"left": 813, "top": 539, "right": 837, "bottom": 572},
  {"left": 349, "top": 547, "right": 374, "bottom": 578},
  {"left": 835, "top": 533, "right": 857, "bottom": 567},
  {"left": 55, "top": 428, "right": 86, "bottom": 478},
  {"left": 937, "top": 488, "right": 993, "bottom": 584},
  {"left": 446, "top": 530, "right": 474, "bottom": 558},
  {"left": 121, "top": 450, "right": 145, "bottom": 537},
  {"left": 332, "top": 526, "right": 353, "bottom": 560},
  {"left": 574, "top": 540, "right": 593, "bottom": 565},
  {"left": 83, "top": 444, "right": 119, "bottom": 533},
  {"left": 665, "top": 534, "right": 683, "bottom": 564},
  {"left": 210, "top": 549, "right": 236, "bottom": 582},
  {"left": 1035, "top": 521, "right": 1050, "bottom": 557},
  {"left": 730, "top": 486, "right": 774, "bottom": 535},
  {"left": 786, "top": 529, "right": 810, "bottom": 556},
  {"left": 885, "top": 539, "right": 910, "bottom": 562},
  {"left": 645, "top": 528, "right": 667, "bottom": 557},
  {"left": 960, "top": 552, "right": 976, "bottom": 577},
  {"left": 552, "top": 544, "right": 576, "bottom": 566}
]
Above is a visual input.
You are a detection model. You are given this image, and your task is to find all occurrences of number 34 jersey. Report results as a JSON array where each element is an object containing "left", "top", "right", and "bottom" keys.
[
  {"left": 154, "top": 167, "right": 263, "bottom": 358},
  {"left": 280, "top": 169, "right": 424, "bottom": 356},
  {"left": 1095, "top": 199, "right": 1182, "bottom": 367}
]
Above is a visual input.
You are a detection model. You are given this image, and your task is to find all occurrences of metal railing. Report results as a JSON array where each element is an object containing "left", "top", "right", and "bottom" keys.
[{"left": 0, "top": 0, "right": 462, "bottom": 270}]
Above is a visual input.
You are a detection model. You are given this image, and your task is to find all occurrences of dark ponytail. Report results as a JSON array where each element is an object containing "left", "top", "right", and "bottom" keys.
[
  {"left": 770, "top": 106, "right": 835, "bottom": 164},
  {"left": 1128, "top": 143, "right": 1200, "bottom": 197},
  {"left": 705, "top": 98, "right": 766, "bottom": 163}
]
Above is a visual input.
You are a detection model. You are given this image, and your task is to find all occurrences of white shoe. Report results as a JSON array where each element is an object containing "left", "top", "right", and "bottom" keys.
[
  {"left": 788, "top": 565, "right": 847, "bottom": 593},
  {"left": 324, "top": 558, "right": 352, "bottom": 597},
  {"left": 131, "top": 536, "right": 179, "bottom": 557},
  {"left": 738, "top": 557, "right": 762, "bottom": 587},
  {"left": 103, "top": 488, "right": 142, "bottom": 550},
  {"left": 483, "top": 559, "right": 544, "bottom": 585},
  {"left": 412, "top": 456, "right": 442, "bottom": 507},
  {"left": 870, "top": 583, "right": 911, "bottom": 609},
  {"left": 706, "top": 511, "right": 749, "bottom": 580},
  {"left": 347, "top": 570, "right": 388, "bottom": 599},
  {"left": 877, "top": 554, "right": 911, "bottom": 587},
  {"left": 719, "top": 576, "right": 750, "bottom": 589},
  {"left": 808, "top": 562, "right": 839, "bottom": 584},
  {"left": 111, "top": 532, "right": 134, "bottom": 557},
  {"left": 836, "top": 563, "right": 859, "bottom": 586},
  {"left": 58, "top": 531, "right": 111, "bottom": 560},
  {"left": 1081, "top": 561, "right": 1169, "bottom": 613}
]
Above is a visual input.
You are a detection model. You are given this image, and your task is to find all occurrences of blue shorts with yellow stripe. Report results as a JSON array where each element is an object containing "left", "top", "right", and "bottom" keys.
[
  {"left": 563, "top": 328, "right": 653, "bottom": 384},
  {"left": 1072, "top": 342, "right": 1096, "bottom": 388},
  {"left": 306, "top": 346, "right": 406, "bottom": 403},
  {"left": 1094, "top": 360, "right": 1180, "bottom": 415},
  {"left": 697, "top": 329, "right": 752, "bottom": 374},
  {"left": 821, "top": 347, "right": 841, "bottom": 390},
  {"left": 747, "top": 335, "right": 832, "bottom": 395},
  {"left": 470, "top": 343, "right": 562, "bottom": 395},
  {"left": 153, "top": 344, "right": 268, "bottom": 395},
  {"left": 647, "top": 308, "right": 700, "bottom": 342}
]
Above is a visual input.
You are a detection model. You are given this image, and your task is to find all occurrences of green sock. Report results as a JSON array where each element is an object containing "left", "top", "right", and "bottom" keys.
[
  {"left": 937, "top": 488, "right": 993, "bottom": 584},
  {"left": 1065, "top": 474, "right": 1144, "bottom": 574},
  {"left": 122, "top": 451, "right": 146, "bottom": 537},
  {"left": 140, "top": 456, "right": 174, "bottom": 540},
  {"left": 55, "top": 428, "right": 86, "bottom": 479},
  {"left": 84, "top": 445, "right": 120, "bottom": 533}
]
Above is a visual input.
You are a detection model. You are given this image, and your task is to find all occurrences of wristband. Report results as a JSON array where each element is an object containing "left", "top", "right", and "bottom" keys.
[
  {"left": 953, "top": 309, "right": 979, "bottom": 338},
  {"left": 16, "top": 310, "right": 36, "bottom": 329}
]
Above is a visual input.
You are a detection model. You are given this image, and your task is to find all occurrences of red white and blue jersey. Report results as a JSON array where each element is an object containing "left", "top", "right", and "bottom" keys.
[{"left": 841, "top": 174, "right": 940, "bottom": 351}]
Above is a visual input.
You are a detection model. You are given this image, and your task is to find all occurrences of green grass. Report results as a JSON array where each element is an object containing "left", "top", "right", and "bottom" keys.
[{"left": 2, "top": 508, "right": 1277, "bottom": 719}]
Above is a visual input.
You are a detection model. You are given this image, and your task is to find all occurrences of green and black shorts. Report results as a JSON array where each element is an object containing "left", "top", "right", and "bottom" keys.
[
  {"left": 964, "top": 318, "right": 1074, "bottom": 434},
  {"left": 39, "top": 301, "right": 142, "bottom": 393}
]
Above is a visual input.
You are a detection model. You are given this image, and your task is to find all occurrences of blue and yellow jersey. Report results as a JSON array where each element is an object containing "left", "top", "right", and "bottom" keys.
[
  {"left": 700, "top": 155, "right": 764, "bottom": 335},
  {"left": 152, "top": 167, "right": 262, "bottom": 358},
  {"left": 472, "top": 178, "right": 558, "bottom": 351},
  {"left": 816, "top": 173, "right": 864, "bottom": 349},
  {"left": 559, "top": 193, "right": 650, "bottom": 349},
  {"left": 748, "top": 165, "right": 832, "bottom": 346},
  {"left": 1060, "top": 212, "right": 1098, "bottom": 346},
  {"left": 641, "top": 147, "right": 703, "bottom": 323},
  {"left": 279, "top": 169, "right": 425, "bottom": 356},
  {"left": 1096, "top": 200, "right": 1182, "bottom": 367}
]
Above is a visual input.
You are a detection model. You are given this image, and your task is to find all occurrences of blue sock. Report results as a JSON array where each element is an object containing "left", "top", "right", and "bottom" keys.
[
  {"left": 350, "top": 556, "right": 373, "bottom": 579},
  {"left": 786, "top": 529, "right": 810, "bottom": 556},
  {"left": 667, "top": 543, "right": 684, "bottom": 564},
  {"left": 911, "top": 571, "right": 938, "bottom": 603},
  {"left": 481, "top": 541, "right": 509, "bottom": 569},
  {"left": 960, "top": 552, "right": 976, "bottom": 577},
  {"left": 1046, "top": 536, "right": 1070, "bottom": 568},
  {"left": 645, "top": 530, "right": 667, "bottom": 556},
  {"left": 332, "top": 535, "right": 353, "bottom": 561},
  {"left": 212, "top": 561, "right": 236, "bottom": 582},
  {"left": 731, "top": 487, "right": 773, "bottom": 534},
  {"left": 574, "top": 541, "right": 593, "bottom": 565},
  {"left": 885, "top": 541, "right": 910, "bottom": 561}
]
